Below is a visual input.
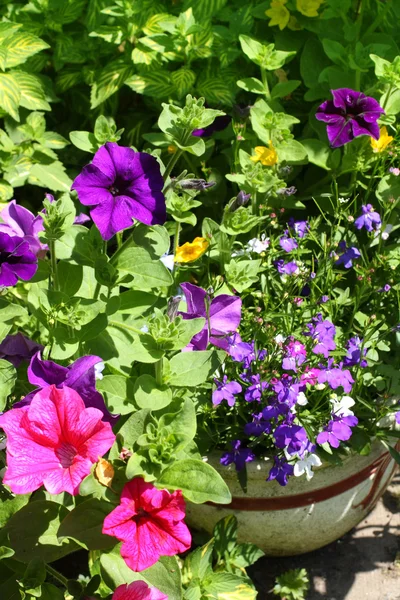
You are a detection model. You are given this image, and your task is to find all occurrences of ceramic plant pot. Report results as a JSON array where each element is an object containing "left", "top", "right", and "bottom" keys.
[{"left": 186, "top": 439, "right": 399, "bottom": 555}]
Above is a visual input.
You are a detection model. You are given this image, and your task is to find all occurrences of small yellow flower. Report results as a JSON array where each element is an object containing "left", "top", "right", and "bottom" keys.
[
  {"left": 175, "top": 237, "right": 209, "bottom": 263},
  {"left": 296, "top": 0, "right": 323, "bottom": 17},
  {"left": 371, "top": 126, "right": 394, "bottom": 153},
  {"left": 250, "top": 142, "right": 278, "bottom": 166},
  {"left": 95, "top": 458, "right": 114, "bottom": 488},
  {"left": 265, "top": 0, "right": 291, "bottom": 30}
]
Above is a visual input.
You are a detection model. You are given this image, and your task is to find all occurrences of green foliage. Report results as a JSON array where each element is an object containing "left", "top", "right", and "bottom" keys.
[{"left": 273, "top": 569, "right": 310, "bottom": 600}]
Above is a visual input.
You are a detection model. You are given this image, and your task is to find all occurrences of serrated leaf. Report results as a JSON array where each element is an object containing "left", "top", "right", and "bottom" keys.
[
  {"left": 12, "top": 71, "right": 50, "bottom": 111},
  {"left": 41, "top": 131, "right": 69, "bottom": 149},
  {"left": 196, "top": 67, "right": 236, "bottom": 106},
  {"left": 2, "top": 32, "right": 49, "bottom": 69},
  {"left": 30, "top": 162, "right": 72, "bottom": 192},
  {"left": 186, "top": 0, "right": 228, "bottom": 19},
  {"left": 171, "top": 68, "right": 196, "bottom": 99},
  {"left": 0, "top": 73, "right": 20, "bottom": 121},
  {"left": 125, "top": 70, "right": 173, "bottom": 98},
  {"left": 56, "top": 68, "right": 84, "bottom": 93},
  {"left": 91, "top": 60, "right": 134, "bottom": 109}
]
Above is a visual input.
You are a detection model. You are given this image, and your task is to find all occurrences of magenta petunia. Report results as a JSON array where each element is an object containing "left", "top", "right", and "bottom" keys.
[
  {"left": 316, "top": 88, "right": 384, "bottom": 148},
  {"left": 0, "top": 385, "right": 115, "bottom": 495},
  {"left": 0, "top": 200, "right": 46, "bottom": 257},
  {"left": 102, "top": 477, "right": 191, "bottom": 572},
  {"left": 0, "top": 232, "right": 37, "bottom": 287},
  {"left": 71, "top": 143, "right": 166, "bottom": 240},
  {"left": 113, "top": 581, "right": 167, "bottom": 600}
]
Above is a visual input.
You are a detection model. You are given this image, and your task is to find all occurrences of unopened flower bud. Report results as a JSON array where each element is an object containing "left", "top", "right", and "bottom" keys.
[
  {"left": 167, "top": 295, "right": 182, "bottom": 321},
  {"left": 179, "top": 179, "right": 215, "bottom": 191},
  {"left": 229, "top": 190, "right": 251, "bottom": 212}
]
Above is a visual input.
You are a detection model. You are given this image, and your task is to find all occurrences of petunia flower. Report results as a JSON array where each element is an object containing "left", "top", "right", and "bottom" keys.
[
  {"left": 0, "top": 385, "right": 115, "bottom": 495},
  {"left": 192, "top": 115, "right": 231, "bottom": 137},
  {"left": 371, "top": 126, "right": 393, "bottom": 153},
  {"left": 14, "top": 352, "right": 117, "bottom": 425},
  {"left": 354, "top": 204, "right": 381, "bottom": 232},
  {"left": 102, "top": 478, "right": 191, "bottom": 572},
  {"left": 0, "top": 333, "right": 43, "bottom": 368},
  {"left": 212, "top": 375, "right": 242, "bottom": 407},
  {"left": 220, "top": 439, "right": 255, "bottom": 471},
  {"left": 175, "top": 237, "right": 209, "bottom": 263},
  {"left": 179, "top": 282, "right": 241, "bottom": 351},
  {"left": 250, "top": 142, "right": 278, "bottom": 166},
  {"left": 316, "top": 89, "right": 384, "bottom": 148},
  {"left": 71, "top": 142, "right": 166, "bottom": 240},
  {"left": 113, "top": 581, "right": 167, "bottom": 600},
  {"left": 0, "top": 233, "right": 37, "bottom": 287},
  {"left": 0, "top": 200, "right": 45, "bottom": 257},
  {"left": 265, "top": 0, "right": 291, "bottom": 30}
]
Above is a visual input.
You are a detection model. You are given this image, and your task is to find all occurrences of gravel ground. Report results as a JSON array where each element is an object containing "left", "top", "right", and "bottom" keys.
[{"left": 249, "top": 473, "right": 400, "bottom": 600}]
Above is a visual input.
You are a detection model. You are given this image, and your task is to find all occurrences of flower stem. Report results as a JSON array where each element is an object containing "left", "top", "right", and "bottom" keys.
[
  {"left": 173, "top": 221, "right": 181, "bottom": 261},
  {"left": 163, "top": 150, "right": 183, "bottom": 183},
  {"left": 154, "top": 359, "right": 163, "bottom": 386},
  {"left": 110, "top": 232, "right": 134, "bottom": 265},
  {"left": 260, "top": 68, "right": 270, "bottom": 101},
  {"left": 49, "top": 239, "right": 58, "bottom": 291},
  {"left": 45, "top": 564, "right": 68, "bottom": 588}
]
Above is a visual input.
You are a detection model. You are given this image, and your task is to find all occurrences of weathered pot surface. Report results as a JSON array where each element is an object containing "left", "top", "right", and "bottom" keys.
[{"left": 186, "top": 439, "right": 399, "bottom": 555}]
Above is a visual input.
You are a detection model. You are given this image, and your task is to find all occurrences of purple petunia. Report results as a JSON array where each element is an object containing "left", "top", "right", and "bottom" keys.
[
  {"left": 212, "top": 375, "right": 242, "bottom": 407},
  {"left": 335, "top": 241, "right": 361, "bottom": 269},
  {"left": 192, "top": 115, "right": 231, "bottom": 137},
  {"left": 354, "top": 204, "right": 381, "bottom": 232},
  {"left": 305, "top": 314, "right": 336, "bottom": 358},
  {"left": 343, "top": 337, "right": 367, "bottom": 368},
  {"left": 0, "top": 200, "right": 45, "bottom": 257},
  {"left": 0, "top": 334, "right": 43, "bottom": 368},
  {"left": 179, "top": 282, "right": 241, "bottom": 351},
  {"left": 14, "top": 351, "right": 117, "bottom": 424},
  {"left": 220, "top": 439, "right": 255, "bottom": 471},
  {"left": 316, "top": 88, "right": 384, "bottom": 148},
  {"left": 267, "top": 456, "right": 294, "bottom": 486},
  {"left": 279, "top": 232, "right": 298, "bottom": 253},
  {"left": 0, "top": 233, "right": 37, "bottom": 287},
  {"left": 71, "top": 142, "right": 166, "bottom": 241}
]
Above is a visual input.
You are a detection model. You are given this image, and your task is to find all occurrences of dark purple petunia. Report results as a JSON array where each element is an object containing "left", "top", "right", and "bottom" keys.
[
  {"left": 212, "top": 375, "right": 242, "bottom": 407},
  {"left": 316, "top": 414, "right": 358, "bottom": 448},
  {"left": 244, "top": 412, "right": 271, "bottom": 437},
  {"left": 343, "top": 337, "right": 367, "bottom": 368},
  {"left": 179, "top": 282, "right": 241, "bottom": 351},
  {"left": 335, "top": 241, "right": 361, "bottom": 269},
  {"left": 71, "top": 142, "right": 166, "bottom": 241},
  {"left": 14, "top": 352, "right": 117, "bottom": 425},
  {"left": 267, "top": 456, "right": 294, "bottom": 486},
  {"left": 354, "top": 204, "right": 381, "bottom": 232},
  {"left": 316, "top": 88, "right": 384, "bottom": 148},
  {"left": 0, "top": 333, "right": 43, "bottom": 368},
  {"left": 0, "top": 200, "right": 45, "bottom": 257},
  {"left": 220, "top": 439, "right": 255, "bottom": 471},
  {"left": 0, "top": 233, "right": 37, "bottom": 287},
  {"left": 192, "top": 115, "right": 231, "bottom": 137}
]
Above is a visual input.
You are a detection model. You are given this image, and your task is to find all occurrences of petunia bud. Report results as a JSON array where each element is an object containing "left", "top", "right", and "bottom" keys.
[
  {"left": 178, "top": 179, "right": 216, "bottom": 191},
  {"left": 167, "top": 295, "right": 182, "bottom": 321},
  {"left": 229, "top": 190, "right": 251, "bottom": 212},
  {"left": 95, "top": 458, "right": 115, "bottom": 488}
]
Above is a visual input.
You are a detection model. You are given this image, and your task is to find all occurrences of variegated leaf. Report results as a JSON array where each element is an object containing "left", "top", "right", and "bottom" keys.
[
  {"left": 2, "top": 32, "right": 49, "bottom": 69},
  {"left": 90, "top": 60, "right": 134, "bottom": 108},
  {"left": 171, "top": 68, "right": 196, "bottom": 99},
  {"left": 12, "top": 71, "right": 50, "bottom": 111},
  {"left": 125, "top": 70, "right": 173, "bottom": 99},
  {"left": 0, "top": 73, "right": 20, "bottom": 121}
]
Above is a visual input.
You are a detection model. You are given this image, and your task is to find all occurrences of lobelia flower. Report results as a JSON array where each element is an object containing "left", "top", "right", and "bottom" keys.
[
  {"left": 282, "top": 339, "right": 307, "bottom": 372},
  {"left": 287, "top": 218, "right": 308, "bottom": 238},
  {"left": 244, "top": 374, "right": 268, "bottom": 402},
  {"left": 277, "top": 186, "right": 297, "bottom": 196},
  {"left": 192, "top": 115, "right": 231, "bottom": 137},
  {"left": 274, "top": 259, "right": 299, "bottom": 276},
  {"left": 175, "top": 237, "right": 209, "bottom": 263},
  {"left": 370, "top": 126, "right": 393, "bottom": 153},
  {"left": 0, "top": 385, "right": 115, "bottom": 495},
  {"left": 267, "top": 456, "right": 294, "bottom": 486},
  {"left": 279, "top": 232, "right": 298, "bottom": 253},
  {"left": 330, "top": 394, "right": 356, "bottom": 417},
  {"left": 378, "top": 283, "right": 391, "bottom": 293},
  {"left": 226, "top": 333, "right": 254, "bottom": 362},
  {"left": 160, "top": 253, "right": 174, "bottom": 271},
  {"left": 179, "top": 282, "right": 241, "bottom": 351},
  {"left": 0, "top": 333, "right": 43, "bottom": 368},
  {"left": 102, "top": 477, "right": 191, "bottom": 572},
  {"left": 316, "top": 413, "right": 358, "bottom": 448},
  {"left": 0, "top": 233, "right": 37, "bottom": 287},
  {"left": 0, "top": 200, "right": 46, "bottom": 257},
  {"left": 389, "top": 167, "right": 400, "bottom": 176},
  {"left": 246, "top": 234, "right": 270, "bottom": 254},
  {"left": 14, "top": 352, "right": 117, "bottom": 425},
  {"left": 113, "top": 581, "right": 167, "bottom": 600},
  {"left": 272, "top": 375, "right": 304, "bottom": 408},
  {"left": 316, "top": 89, "right": 384, "bottom": 148},
  {"left": 220, "top": 439, "right": 255, "bottom": 471},
  {"left": 395, "top": 412, "right": 400, "bottom": 425},
  {"left": 244, "top": 412, "right": 271, "bottom": 436},
  {"left": 212, "top": 375, "right": 242, "bottom": 407},
  {"left": 265, "top": 0, "right": 291, "bottom": 30},
  {"left": 250, "top": 143, "right": 278, "bottom": 166},
  {"left": 354, "top": 204, "right": 381, "bottom": 232},
  {"left": 305, "top": 314, "right": 336, "bottom": 358},
  {"left": 71, "top": 142, "right": 166, "bottom": 241},
  {"left": 343, "top": 336, "right": 367, "bottom": 368},
  {"left": 274, "top": 422, "right": 309, "bottom": 455},
  {"left": 300, "top": 367, "right": 321, "bottom": 386},
  {"left": 292, "top": 449, "right": 322, "bottom": 480},
  {"left": 317, "top": 360, "right": 354, "bottom": 393},
  {"left": 335, "top": 241, "right": 361, "bottom": 269}
]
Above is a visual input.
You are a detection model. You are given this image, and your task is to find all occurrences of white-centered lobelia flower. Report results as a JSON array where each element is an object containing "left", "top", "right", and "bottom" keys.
[
  {"left": 160, "top": 253, "right": 174, "bottom": 271},
  {"left": 330, "top": 394, "right": 355, "bottom": 417},
  {"left": 274, "top": 334, "right": 286, "bottom": 345},
  {"left": 140, "top": 324, "right": 149, "bottom": 334},
  {"left": 296, "top": 391, "right": 308, "bottom": 406},
  {"left": 293, "top": 452, "right": 322, "bottom": 480},
  {"left": 246, "top": 234, "right": 270, "bottom": 254},
  {"left": 94, "top": 362, "right": 105, "bottom": 380}
]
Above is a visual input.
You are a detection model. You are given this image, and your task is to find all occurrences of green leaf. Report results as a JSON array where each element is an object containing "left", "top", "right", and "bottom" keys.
[
  {"left": 115, "top": 247, "right": 173, "bottom": 289},
  {"left": 0, "top": 546, "right": 14, "bottom": 560},
  {"left": 271, "top": 80, "right": 301, "bottom": 99},
  {"left": 132, "top": 224, "right": 170, "bottom": 258},
  {"left": 57, "top": 262, "right": 83, "bottom": 297},
  {"left": 97, "top": 375, "right": 135, "bottom": 415},
  {"left": 0, "top": 359, "right": 16, "bottom": 411},
  {"left": 12, "top": 71, "right": 50, "bottom": 111},
  {"left": 171, "top": 68, "right": 196, "bottom": 99},
  {"left": 118, "top": 290, "right": 159, "bottom": 317},
  {"left": 0, "top": 488, "right": 30, "bottom": 529},
  {"left": 57, "top": 498, "right": 116, "bottom": 550},
  {"left": 125, "top": 70, "right": 173, "bottom": 99},
  {"left": 69, "top": 130, "right": 99, "bottom": 153},
  {"left": 302, "top": 138, "right": 332, "bottom": 170},
  {"left": 168, "top": 350, "right": 223, "bottom": 387},
  {"left": 100, "top": 548, "right": 182, "bottom": 600},
  {"left": 134, "top": 374, "right": 173, "bottom": 410},
  {"left": 237, "top": 77, "right": 266, "bottom": 94},
  {"left": 2, "top": 32, "right": 49, "bottom": 69},
  {"left": 0, "top": 180, "right": 13, "bottom": 202},
  {"left": 183, "top": 539, "right": 214, "bottom": 582},
  {"left": 41, "top": 131, "right": 69, "bottom": 149},
  {"left": 29, "top": 162, "right": 72, "bottom": 192},
  {"left": 158, "top": 458, "right": 231, "bottom": 504},
  {"left": 159, "top": 398, "right": 197, "bottom": 443},
  {"left": 117, "top": 409, "right": 150, "bottom": 450},
  {"left": 4, "top": 501, "right": 79, "bottom": 563},
  {"left": 196, "top": 67, "right": 236, "bottom": 105},
  {"left": 0, "top": 73, "right": 20, "bottom": 121},
  {"left": 204, "top": 572, "right": 256, "bottom": 600},
  {"left": 91, "top": 60, "right": 134, "bottom": 109}
]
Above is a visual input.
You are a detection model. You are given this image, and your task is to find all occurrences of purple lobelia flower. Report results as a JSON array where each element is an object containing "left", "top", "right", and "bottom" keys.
[
  {"left": 305, "top": 314, "right": 336, "bottom": 358},
  {"left": 0, "top": 233, "right": 37, "bottom": 287},
  {"left": 279, "top": 232, "right": 298, "bottom": 253},
  {"left": 316, "top": 88, "right": 384, "bottom": 148},
  {"left": 179, "top": 282, "right": 241, "bottom": 351},
  {"left": 226, "top": 333, "right": 254, "bottom": 362},
  {"left": 354, "top": 204, "right": 381, "bottom": 232},
  {"left": 14, "top": 352, "right": 117, "bottom": 425},
  {"left": 271, "top": 375, "right": 304, "bottom": 408},
  {"left": 335, "top": 241, "right": 361, "bottom": 269},
  {"left": 220, "top": 440, "right": 255, "bottom": 471},
  {"left": 282, "top": 339, "right": 307, "bottom": 372},
  {"left": 212, "top": 375, "right": 242, "bottom": 407},
  {"left": 0, "top": 334, "right": 43, "bottom": 368},
  {"left": 71, "top": 143, "right": 166, "bottom": 241},
  {"left": 0, "top": 200, "right": 45, "bottom": 257},
  {"left": 274, "top": 422, "right": 309, "bottom": 455},
  {"left": 274, "top": 259, "right": 299, "bottom": 276},
  {"left": 288, "top": 218, "right": 308, "bottom": 238},
  {"left": 244, "top": 412, "right": 271, "bottom": 437},
  {"left": 343, "top": 337, "right": 367, "bottom": 368},
  {"left": 316, "top": 414, "right": 358, "bottom": 448},
  {"left": 192, "top": 115, "right": 231, "bottom": 137},
  {"left": 317, "top": 360, "right": 354, "bottom": 393},
  {"left": 244, "top": 374, "right": 268, "bottom": 402},
  {"left": 396, "top": 411, "right": 400, "bottom": 425},
  {"left": 267, "top": 456, "right": 294, "bottom": 486}
]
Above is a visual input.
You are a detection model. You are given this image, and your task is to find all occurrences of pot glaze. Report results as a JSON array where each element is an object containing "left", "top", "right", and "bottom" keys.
[{"left": 186, "top": 439, "right": 399, "bottom": 555}]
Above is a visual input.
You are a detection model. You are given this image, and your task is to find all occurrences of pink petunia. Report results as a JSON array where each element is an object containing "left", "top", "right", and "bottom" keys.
[
  {"left": 0, "top": 385, "right": 115, "bottom": 495},
  {"left": 113, "top": 581, "right": 167, "bottom": 600},
  {"left": 102, "top": 477, "right": 191, "bottom": 572}
]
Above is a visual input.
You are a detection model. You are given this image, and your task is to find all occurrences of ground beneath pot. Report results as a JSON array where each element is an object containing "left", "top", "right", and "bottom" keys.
[{"left": 249, "top": 473, "right": 400, "bottom": 600}]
